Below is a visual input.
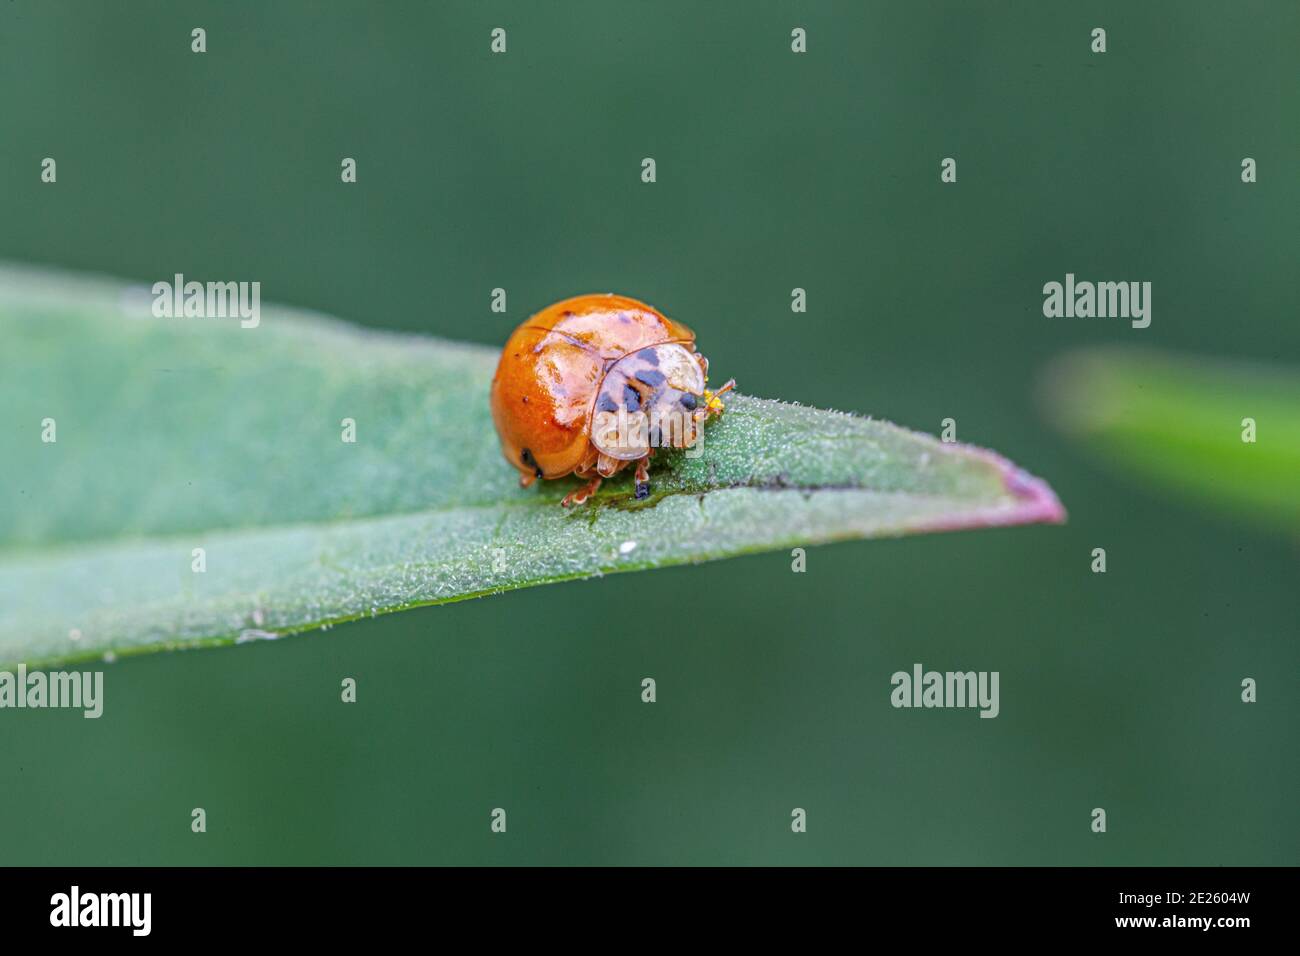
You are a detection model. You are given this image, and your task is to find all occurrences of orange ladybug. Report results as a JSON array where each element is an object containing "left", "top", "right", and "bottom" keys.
[{"left": 490, "top": 294, "right": 735, "bottom": 506}]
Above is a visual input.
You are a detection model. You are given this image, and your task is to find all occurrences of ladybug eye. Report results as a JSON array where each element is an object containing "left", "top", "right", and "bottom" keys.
[{"left": 679, "top": 393, "right": 697, "bottom": 410}]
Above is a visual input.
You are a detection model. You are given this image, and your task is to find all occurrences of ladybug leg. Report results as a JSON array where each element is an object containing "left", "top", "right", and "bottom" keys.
[
  {"left": 561, "top": 475, "right": 602, "bottom": 507},
  {"left": 633, "top": 454, "right": 652, "bottom": 499},
  {"left": 519, "top": 472, "right": 537, "bottom": 488},
  {"left": 596, "top": 453, "right": 622, "bottom": 478}
]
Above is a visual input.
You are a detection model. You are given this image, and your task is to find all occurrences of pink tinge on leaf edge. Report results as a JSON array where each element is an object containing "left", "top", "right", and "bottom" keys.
[{"left": 909, "top": 442, "right": 1067, "bottom": 534}]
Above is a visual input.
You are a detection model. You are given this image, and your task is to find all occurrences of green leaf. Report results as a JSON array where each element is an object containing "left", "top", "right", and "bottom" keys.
[
  {"left": 0, "top": 265, "right": 1064, "bottom": 668},
  {"left": 1043, "top": 347, "right": 1300, "bottom": 529}
]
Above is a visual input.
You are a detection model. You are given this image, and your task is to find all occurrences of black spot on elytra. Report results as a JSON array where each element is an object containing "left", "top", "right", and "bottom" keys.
[
  {"left": 623, "top": 385, "right": 642, "bottom": 411},
  {"left": 618, "top": 312, "right": 632, "bottom": 323},
  {"left": 640, "top": 347, "right": 659, "bottom": 367},
  {"left": 520, "top": 448, "right": 543, "bottom": 479},
  {"left": 596, "top": 392, "right": 618, "bottom": 413},
  {"left": 635, "top": 368, "right": 665, "bottom": 388}
]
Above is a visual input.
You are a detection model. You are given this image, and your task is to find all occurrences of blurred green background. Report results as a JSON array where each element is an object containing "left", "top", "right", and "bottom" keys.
[{"left": 1, "top": 0, "right": 1296, "bottom": 864}]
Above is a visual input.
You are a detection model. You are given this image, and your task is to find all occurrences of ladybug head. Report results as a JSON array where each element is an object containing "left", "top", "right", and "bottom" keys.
[{"left": 590, "top": 346, "right": 734, "bottom": 460}]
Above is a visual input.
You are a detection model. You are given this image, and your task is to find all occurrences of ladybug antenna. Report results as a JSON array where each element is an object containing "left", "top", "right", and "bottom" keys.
[{"left": 696, "top": 378, "right": 735, "bottom": 419}]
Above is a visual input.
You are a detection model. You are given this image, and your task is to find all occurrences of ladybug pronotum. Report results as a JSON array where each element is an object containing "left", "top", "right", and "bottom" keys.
[{"left": 490, "top": 293, "right": 735, "bottom": 506}]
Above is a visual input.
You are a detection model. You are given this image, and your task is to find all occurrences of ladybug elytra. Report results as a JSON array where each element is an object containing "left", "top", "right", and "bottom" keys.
[{"left": 490, "top": 294, "right": 734, "bottom": 506}]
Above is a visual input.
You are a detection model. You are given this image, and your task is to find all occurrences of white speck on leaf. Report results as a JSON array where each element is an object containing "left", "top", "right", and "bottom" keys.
[{"left": 236, "top": 629, "right": 280, "bottom": 644}]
